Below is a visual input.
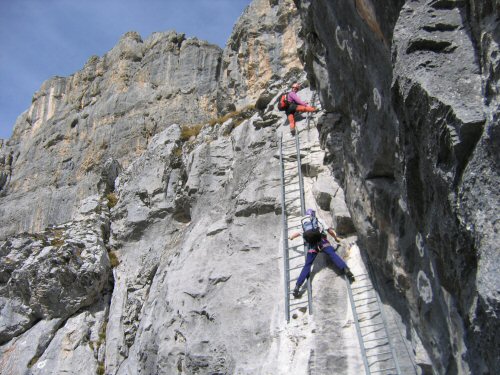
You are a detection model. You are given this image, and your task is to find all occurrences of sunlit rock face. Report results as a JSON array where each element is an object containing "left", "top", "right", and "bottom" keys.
[
  {"left": 0, "top": 31, "right": 222, "bottom": 239},
  {"left": 218, "top": 0, "right": 304, "bottom": 111},
  {"left": 296, "top": 0, "right": 499, "bottom": 373},
  {"left": 0, "top": 0, "right": 498, "bottom": 374}
]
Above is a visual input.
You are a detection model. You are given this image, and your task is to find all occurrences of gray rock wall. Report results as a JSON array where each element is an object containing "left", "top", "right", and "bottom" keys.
[
  {"left": 219, "top": 0, "right": 304, "bottom": 110},
  {"left": 0, "top": 31, "right": 222, "bottom": 239},
  {"left": 104, "top": 117, "right": 284, "bottom": 374},
  {"left": 0, "top": 0, "right": 498, "bottom": 374},
  {"left": 296, "top": 0, "right": 499, "bottom": 373}
]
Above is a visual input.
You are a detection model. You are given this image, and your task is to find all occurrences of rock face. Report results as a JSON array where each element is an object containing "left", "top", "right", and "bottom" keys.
[
  {"left": 0, "top": 31, "right": 221, "bottom": 239},
  {"left": 219, "top": 0, "right": 304, "bottom": 110},
  {"left": 105, "top": 114, "right": 284, "bottom": 375},
  {"left": 0, "top": 0, "right": 499, "bottom": 374},
  {"left": 0, "top": 195, "right": 112, "bottom": 374},
  {"left": 296, "top": 0, "right": 499, "bottom": 373}
]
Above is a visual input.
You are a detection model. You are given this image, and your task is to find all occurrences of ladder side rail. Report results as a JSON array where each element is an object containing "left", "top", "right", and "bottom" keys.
[
  {"left": 346, "top": 275, "right": 371, "bottom": 375},
  {"left": 373, "top": 284, "right": 402, "bottom": 375},
  {"left": 295, "top": 132, "right": 312, "bottom": 315},
  {"left": 365, "top": 260, "right": 403, "bottom": 375},
  {"left": 294, "top": 132, "right": 306, "bottom": 215},
  {"left": 279, "top": 136, "right": 290, "bottom": 322}
]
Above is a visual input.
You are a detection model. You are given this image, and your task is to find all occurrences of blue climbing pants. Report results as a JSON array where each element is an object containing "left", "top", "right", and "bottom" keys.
[
  {"left": 296, "top": 244, "right": 347, "bottom": 287},
  {"left": 323, "top": 245, "right": 347, "bottom": 270}
]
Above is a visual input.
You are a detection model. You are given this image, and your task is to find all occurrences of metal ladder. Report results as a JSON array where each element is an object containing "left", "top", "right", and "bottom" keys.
[
  {"left": 345, "top": 270, "right": 402, "bottom": 375},
  {"left": 279, "top": 131, "right": 312, "bottom": 322}
]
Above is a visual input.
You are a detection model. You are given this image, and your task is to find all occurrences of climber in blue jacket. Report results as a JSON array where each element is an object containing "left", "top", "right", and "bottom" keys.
[{"left": 289, "top": 209, "right": 355, "bottom": 298}]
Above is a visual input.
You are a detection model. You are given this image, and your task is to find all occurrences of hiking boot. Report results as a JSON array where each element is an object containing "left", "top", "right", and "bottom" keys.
[
  {"left": 293, "top": 285, "right": 301, "bottom": 298},
  {"left": 290, "top": 128, "right": 296, "bottom": 136},
  {"left": 345, "top": 268, "right": 355, "bottom": 283}
]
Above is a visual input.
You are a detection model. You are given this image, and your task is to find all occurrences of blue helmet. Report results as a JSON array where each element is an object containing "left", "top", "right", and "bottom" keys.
[{"left": 306, "top": 208, "right": 315, "bottom": 217}]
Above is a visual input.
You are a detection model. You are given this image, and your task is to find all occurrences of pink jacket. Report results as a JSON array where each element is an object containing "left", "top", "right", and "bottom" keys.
[{"left": 287, "top": 91, "right": 306, "bottom": 106}]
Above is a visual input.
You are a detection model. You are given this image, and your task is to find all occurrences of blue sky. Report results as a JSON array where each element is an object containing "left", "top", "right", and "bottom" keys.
[{"left": 0, "top": 0, "right": 251, "bottom": 140}]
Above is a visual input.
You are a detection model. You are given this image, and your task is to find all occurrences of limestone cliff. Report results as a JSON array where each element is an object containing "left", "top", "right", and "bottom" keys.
[
  {"left": 0, "top": 0, "right": 498, "bottom": 374},
  {"left": 219, "top": 0, "right": 304, "bottom": 110},
  {"left": 0, "top": 31, "right": 221, "bottom": 238},
  {"left": 296, "top": 0, "right": 499, "bottom": 373}
]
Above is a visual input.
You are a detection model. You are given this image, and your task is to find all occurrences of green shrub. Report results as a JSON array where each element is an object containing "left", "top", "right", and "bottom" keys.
[
  {"left": 97, "top": 362, "right": 105, "bottom": 375},
  {"left": 108, "top": 250, "right": 120, "bottom": 268},
  {"left": 209, "top": 104, "right": 255, "bottom": 128},
  {"left": 180, "top": 124, "right": 203, "bottom": 141},
  {"left": 50, "top": 229, "right": 65, "bottom": 247},
  {"left": 28, "top": 355, "right": 40, "bottom": 368},
  {"left": 106, "top": 192, "right": 118, "bottom": 209},
  {"left": 180, "top": 104, "right": 256, "bottom": 141}
]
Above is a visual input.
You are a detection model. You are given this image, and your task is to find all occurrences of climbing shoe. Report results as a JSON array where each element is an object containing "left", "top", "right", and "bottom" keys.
[
  {"left": 345, "top": 268, "right": 355, "bottom": 283},
  {"left": 290, "top": 128, "right": 296, "bottom": 136},
  {"left": 293, "top": 285, "right": 301, "bottom": 298}
]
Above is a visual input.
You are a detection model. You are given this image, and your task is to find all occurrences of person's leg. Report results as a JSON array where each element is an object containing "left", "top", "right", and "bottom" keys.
[
  {"left": 296, "top": 104, "right": 317, "bottom": 113},
  {"left": 322, "top": 245, "right": 347, "bottom": 270},
  {"left": 294, "top": 252, "right": 317, "bottom": 296},
  {"left": 323, "top": 245, "right": 355, "bottom": 282},
  {"left": 287, "top": 113, "right": 296, "bottom": 134}
]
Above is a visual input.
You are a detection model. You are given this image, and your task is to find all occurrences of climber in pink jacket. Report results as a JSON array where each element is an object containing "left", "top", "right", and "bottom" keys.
[{"left": 286, "top": 83, "right": 318, "bottom": 135}]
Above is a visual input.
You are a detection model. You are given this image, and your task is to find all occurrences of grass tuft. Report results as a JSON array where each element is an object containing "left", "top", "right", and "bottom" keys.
[
  {"left": 106, "top": 192, "right": 118, "bottom": 209},
  {"left": 50, "top": 229, "right": 65, "bottom": 247},
  {"left": 108, "top": 250, "right": 120, "bottom": 268},
  {"left": 180, "top": 124, "right": 203, "bottom": 141},
  {"left": 28, "top": 355, "right": 41, "bottom": 368},
  {"left": 179, "top": 104, "right": 256, "bottom": 142}
]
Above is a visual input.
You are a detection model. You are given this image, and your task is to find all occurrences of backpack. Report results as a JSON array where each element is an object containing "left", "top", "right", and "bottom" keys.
[
  {"left": 301, "top": 215, "right": 322, "bottom": 245},
  {"left": 277, "top": 92, "right": 290, "bottom": 111}
]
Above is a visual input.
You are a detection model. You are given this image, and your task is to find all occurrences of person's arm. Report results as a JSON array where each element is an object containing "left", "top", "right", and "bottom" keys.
[
  {"left": 326, "top": 227, "right": 341, "bottom": 242},
  {"left": 288, "top": 91, "right": 307, "bottom": 106},
  {"left": 289, "top": 232, "right": 301, "bottom": 240}
]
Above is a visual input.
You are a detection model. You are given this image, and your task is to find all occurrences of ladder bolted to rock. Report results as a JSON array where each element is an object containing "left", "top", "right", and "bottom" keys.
[
  {"left": 279, "top": 92, "right": 320, "bottom": 322},
  {"left": 345, "top": 270, "right": 403, "bottom": 375},
  {"left": 279, "top": 130, "right": 312, "bottom": 322},
  {"left": 277, "top": 93, "right": 407, "bottom": 372}
]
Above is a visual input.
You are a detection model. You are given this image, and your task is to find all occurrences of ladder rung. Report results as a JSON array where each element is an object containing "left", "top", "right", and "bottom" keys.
[
  {"left": 353, "top": 273, "right": 369, "bottom": 278},
  {"left": 362, "top": 328, "right": 386, "bottom": 337},
  {"left": 357, "top": 309, "right": 380, "bottom": 315},
  {"left": 351, "top": 284, "right": 373, "bottom": 290},
  {"left": 354, "top": 296, "right": 378, "bottom": 303},
  {"left": 289, "top": 254, "right": 305, "bottom": 260},
  {"left": 364, "top": 341, "right": 389, "bottom": 348},
  {"left": 369, "top": 357, "right": 394, "bottom": 365},
  {"left": 287, "top": 243, "right": 304, "bottom": 248},
  {"left": 363, "top": 337, "right": 388, "bottom": 344},
  {"left": 353, "top": 290, "right": 376, "bottom": 297},
  {"left": 370, "top": 367, "right": 396, "bottom": 373},
  {"left": 289, "top": 301, "right": 307, "bottom": 307},
  {"left": 351, "top": 286, "right": 370, "bottom": 290},
  {"left": 366, "top": 351, "right": 392, "bottom": 358},
  {"left": 287, "top": 265, "right": 304, "bottom": 271},
  {"left": 359, "top": 322, "right": 384, "bottom": 329},
  {"left": 289, "top": 245, "right": 305, "bottom": 252}
]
